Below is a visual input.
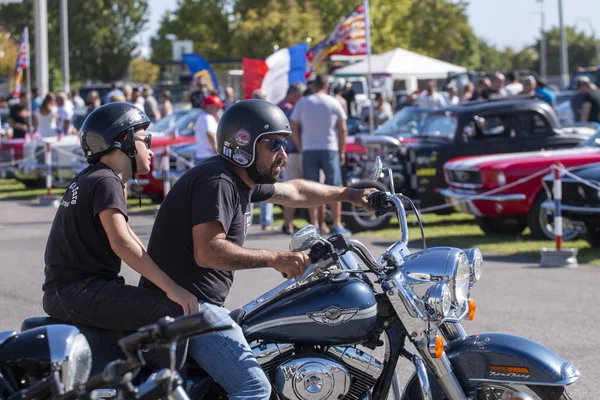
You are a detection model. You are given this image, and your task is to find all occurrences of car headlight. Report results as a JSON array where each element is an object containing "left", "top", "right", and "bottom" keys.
[
  {"left": 62, "top": 333, "right": 92, "bottom": 391},
  {"left": 424, "top": 283, "right": 452, "bottom": 319},
  {"left": 453, "top": 252, "right": 471, "bottom": 305},
  {"left": 465, "top": 248, "right": 483, "bottom": 284},
  {"left": 497, "top": 171, "right": 506, "bottom": 187}
]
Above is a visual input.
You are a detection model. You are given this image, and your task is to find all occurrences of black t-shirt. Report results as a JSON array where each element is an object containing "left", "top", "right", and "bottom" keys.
[
  {"left": 583, "top": 89, "right": 600, "bottom": 123},
  {"left": 139, "top": 156, "right": 274, "bottom": 305},
  {"left": 9, "top": 104, "right": 28, "bottom": 138},
  {"left": 43, "top": 163, "right": 129, "bottom": 291}
]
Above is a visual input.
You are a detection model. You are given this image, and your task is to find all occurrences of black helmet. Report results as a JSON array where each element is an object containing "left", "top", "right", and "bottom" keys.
[
  {"left": 80, "top": 102, "right": 151, "bottom": 164},
  {"left": 217, "top": 99, "right": 291, "bottom": 168}
]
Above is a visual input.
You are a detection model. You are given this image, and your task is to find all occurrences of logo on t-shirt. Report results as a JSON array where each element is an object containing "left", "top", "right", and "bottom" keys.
[
  {"left": 60, "top": 181, "right": 79, "bottom": 208},
  {"left": 244, "top": 210, "right": 252, "bottom": 236},
  {"left": 235, "top": 130, "right": 250, "bottom": 146}
]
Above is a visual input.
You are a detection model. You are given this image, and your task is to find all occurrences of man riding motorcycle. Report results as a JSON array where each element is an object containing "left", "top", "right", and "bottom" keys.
[
  {"left": 139, "top": 99, "right": 375, "bottom": 399},
  {"left": 42, "top": 102, "right": 199, "bottom": 333}
]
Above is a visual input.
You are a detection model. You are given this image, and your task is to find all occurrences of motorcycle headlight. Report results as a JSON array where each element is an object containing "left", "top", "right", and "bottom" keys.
[
  {"left": 465, "top": 248, "right": 483, "bottom": 284},
  {"left": 452, "top": 252, "right": 471, "bottom": 305},
  {"left": 497, "top": 171, "right": 506, "bottom": 187},
  {"left": 61, "top": 333, "right": 92, "bottom": 391},
  {"left": 424, "top": 283, "right": 452, "bottom": 319}
]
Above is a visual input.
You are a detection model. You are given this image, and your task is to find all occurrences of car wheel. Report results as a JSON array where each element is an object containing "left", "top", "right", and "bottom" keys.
[
  {"left": 527, "top": 192, "right": 582, "bottom": 241},
  {"left": 475, "top": 217, "right": 527, "bottom": 234},
  {"left": 342, "top": 180, "right": 391, "bottom": 232}
]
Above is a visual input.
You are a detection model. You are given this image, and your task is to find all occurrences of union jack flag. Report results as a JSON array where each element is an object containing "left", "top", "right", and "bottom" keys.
[{"left": 10, "top": 27, "right": 29, "bottom": 98}]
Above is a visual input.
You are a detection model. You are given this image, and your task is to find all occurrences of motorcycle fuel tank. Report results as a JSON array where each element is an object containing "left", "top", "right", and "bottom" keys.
[{"left": 242, "top": 277, "right": 378, "bottom": 345}]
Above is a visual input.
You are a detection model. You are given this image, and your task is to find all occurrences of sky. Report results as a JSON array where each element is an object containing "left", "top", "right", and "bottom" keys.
[{"left": 138, "top": 0, "right": 600, "bottom": 56}]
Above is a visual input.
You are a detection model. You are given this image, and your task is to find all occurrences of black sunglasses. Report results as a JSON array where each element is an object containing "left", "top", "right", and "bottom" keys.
[
  {"left": 258, "top": 138, "right": 287, "bottom": 153},
  {"left": 134, "top": 134, "right": 152, "bottom": 149}
]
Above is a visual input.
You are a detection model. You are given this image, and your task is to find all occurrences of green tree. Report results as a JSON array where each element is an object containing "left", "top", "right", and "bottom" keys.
[
  {"left": 476, "top": 38, "right": 513, "bottom": 72},
  {"left": 531, "top": 26, "right": 599, "bottom": 75},
  {"left": 0, "top": 31, "right": 18, "bottom": 76},
  {"left": 0, "top": 0, "right": 149, "bottom": 86},
  {"left": 129, "top": 57, "right": 160, "bottom": 84}
]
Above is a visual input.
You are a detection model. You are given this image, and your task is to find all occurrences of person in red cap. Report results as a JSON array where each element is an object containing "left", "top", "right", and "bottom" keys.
[{"left": 194, "top": 95, "right": 225, "bottom": 165}]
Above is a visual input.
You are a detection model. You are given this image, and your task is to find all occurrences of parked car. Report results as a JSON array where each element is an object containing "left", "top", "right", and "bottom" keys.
[
  {"left": 441, "top": 124, "right": 600, "bottom": 240},
  {"left": 398, "top": 98, "right": 594, "bottom": 213},
  {"left": 542, "top": 162, "right": 600, "bottom": 247}
]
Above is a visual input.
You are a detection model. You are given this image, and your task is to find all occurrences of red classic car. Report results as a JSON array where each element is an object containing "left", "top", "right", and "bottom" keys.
[{"left": 441, "top": 125, "right": 600, "bottom": 240}]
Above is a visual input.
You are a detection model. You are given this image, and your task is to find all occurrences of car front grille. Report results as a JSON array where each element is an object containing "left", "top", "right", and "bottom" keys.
[{"left": 447, "top": 169, "right": 482, "bottom": 187}]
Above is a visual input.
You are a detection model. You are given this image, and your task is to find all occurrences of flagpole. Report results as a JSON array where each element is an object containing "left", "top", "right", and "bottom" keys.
[
  {"left": 25, "top": 27, "right": 33, "bottom": 136},
  {"left": 363, "top": 0, "right": 374, "bottom": 136}
]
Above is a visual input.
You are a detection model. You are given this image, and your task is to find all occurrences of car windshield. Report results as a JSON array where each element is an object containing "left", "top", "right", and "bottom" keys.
[
  {"left": 581, "top": 127, "right": 600, "bottom": 148},
  {"left": 149, "top": 109, "right": 189, "bottom": 134},
  {"left": 420, "top": 112, "right": 458, "bottom": 140},
  {"left": 375, "top": 107, "right": 431, "bottom": 136},
  {"left": 169, "top": 109, "right": 203, "bottom": 136}
]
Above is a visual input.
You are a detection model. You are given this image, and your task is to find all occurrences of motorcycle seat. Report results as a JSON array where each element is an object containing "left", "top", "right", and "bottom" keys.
[{"left": 228, "top": 308, "right": 246, "bottom": 325}]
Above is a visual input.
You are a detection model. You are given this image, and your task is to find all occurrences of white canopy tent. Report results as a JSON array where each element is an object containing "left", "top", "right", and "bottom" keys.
[{"left": 332, "top": 48, "right": 467, "bottom": 92}]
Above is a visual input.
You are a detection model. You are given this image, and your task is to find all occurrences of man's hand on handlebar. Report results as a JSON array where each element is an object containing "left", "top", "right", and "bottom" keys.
[
  {"left": 349, "top": 188, "right": 378, "bottom": 211},
  {"left": 272, "top": 251, "right": 311, "bottom": 279}
]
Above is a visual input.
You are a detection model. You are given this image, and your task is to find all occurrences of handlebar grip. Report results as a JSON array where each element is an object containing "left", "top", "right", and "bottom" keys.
[
  {"left": 368, "top": 191, "right": 395, "bottom": 215},
  {"left": 159, "top": 310, "right": 234, "bottom": 341}
]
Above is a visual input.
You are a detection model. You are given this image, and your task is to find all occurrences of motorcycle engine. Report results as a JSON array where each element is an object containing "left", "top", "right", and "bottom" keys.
[{"left": 251, "top": 342, "right": 383, "bottom": 400}]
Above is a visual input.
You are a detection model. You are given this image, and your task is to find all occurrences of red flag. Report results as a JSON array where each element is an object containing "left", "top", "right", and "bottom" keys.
[{"left": 242, "top": 58, "right": 269, "bottom": 100}]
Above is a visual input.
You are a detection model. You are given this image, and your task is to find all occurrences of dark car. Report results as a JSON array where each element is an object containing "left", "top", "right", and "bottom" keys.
[
  {"left": 402, "top": 98, "right": 594, "bottom": 210},
  {"left": 542, "top": 161, "right": 600, "bottom": 247}
]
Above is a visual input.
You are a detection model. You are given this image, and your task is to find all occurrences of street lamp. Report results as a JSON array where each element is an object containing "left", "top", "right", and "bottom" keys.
[
  {"left": 558, "top": 0, "right": 569, "bottom": 88},
  {"left": 536, "top": 0, "right": 547, "bottom": 79}
]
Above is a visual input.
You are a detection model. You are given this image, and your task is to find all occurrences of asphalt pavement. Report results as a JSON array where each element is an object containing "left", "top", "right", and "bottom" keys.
[{"left": 0, "top": 200, "right": 597, "bottom": 398}]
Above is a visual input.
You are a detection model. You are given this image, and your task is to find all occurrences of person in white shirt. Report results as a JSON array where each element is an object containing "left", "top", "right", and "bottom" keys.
[
  {"left": 417, "top": 80, "right": 447, "bottom": 109},
  {"left": 34, "top": 93, "right": 57, "bottom": 138},
  {"left": 504, "top": 71, "right": 524, "bottom": 97},
  {"left": 56, "top": 92, "right": 74, "bottom": 136},
  {"left": 445, "top": 86, "right": 460, "bottom": 105},
  {"left": 194, "top": 95, "right": 224, "bottom": 165}
]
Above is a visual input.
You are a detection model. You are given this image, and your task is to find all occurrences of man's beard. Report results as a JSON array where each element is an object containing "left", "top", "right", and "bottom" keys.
[{"left": 251, "top": 159, "right": 284, "bottom": 184}]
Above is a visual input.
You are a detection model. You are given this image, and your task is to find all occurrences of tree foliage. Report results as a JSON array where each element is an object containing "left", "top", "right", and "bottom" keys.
[
  {"left": 129, "top": 57, "right": 160, "bottom": 84},
  {"left": 0, "top": 0, "right": 149, "bottom": 88},
  {"left": 0, "top": 31, "right": 18, "bottom": 76}
]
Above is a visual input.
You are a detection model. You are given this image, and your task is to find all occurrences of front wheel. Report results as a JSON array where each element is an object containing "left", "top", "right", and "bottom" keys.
[{"left": 402, "top": 373, "right": 572, "bottom": 400}]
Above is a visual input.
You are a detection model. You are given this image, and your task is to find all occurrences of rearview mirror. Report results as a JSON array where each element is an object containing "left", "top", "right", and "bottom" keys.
[
  {"left": 289, "top": 225, "right": 319, "bottom": 252},
  {"left": 372, "top": 156, "right": 383, "bottom": 182}
]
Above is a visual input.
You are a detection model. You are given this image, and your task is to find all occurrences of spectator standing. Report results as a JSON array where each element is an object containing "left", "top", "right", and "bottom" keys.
[
  {"left": 86, "top": 90, "right": 101, "bottom": 117},
  {"left": 131, "top": 87, "right": 145, "bottom": 111},
  {"left": 417, "top": 80, "right": 447, "bottom": 108},
  {"left": 8, "top": 92, "right": 30, "bottom": 139},
  {"left": 290, "top": 74, "right": 350, "bottom": 235},
  {"left": 341, "top": 81, "right": 356, "bottom": 118},
  {"left": 142, "top": 85, "right": 161, "bottom": 122},
  {"left": 460, "top": 83, "right": 475, "bottom": 102},
  {"left": 444, "top": 86, "right": 460, "bottom": 105},
  {"left": 71, "top": 89, "right": 85, "bottom": 109},
  {"left": 160, "top": 90, "right": 173, "bottom": 118},
  {"left": 333, "top": 86, "right": 348, "bottom": 113},
  {"left": 534, "top": 76, "right": 557, "bottom": 110},
  {"left": 277, "top": 84, "right": 305, "bottom": 234},
  {"left": 194, "top": 95, "right": 224, "bottom": 165},
  {"left": 56, "top": 92, "right": 74, "bottom": 136},
  {"left": 521, "top": 76, "right": 537, "bottom": 96},
  {"left": 103, "top": 83, "right": 124, "bottom": 105},
  {"left": 577, "top": 78, "right": 600, "bottom": 123},
  {"left": 485, "top": 72, "right": 507, "bottom": 99},
  {"left": 189, "top": 76, "right": 210, "bottom": 109},
  {"left": 373, "top": 93, "right": 394, "bottom": 125},
  {"left": 31, "top": 88, "right": 42, "bottom": 113},
  {"left": 224, "top": 87, "right": 236, "bottom": 110},
  {"left": 34, "top": 93, "right": 57, "bottom": 138},
  {"left": 504, "top": 71, "right": 523, "bottom": 96}
]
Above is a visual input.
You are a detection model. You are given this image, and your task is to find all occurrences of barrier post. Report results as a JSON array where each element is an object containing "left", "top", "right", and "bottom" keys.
[
  {"left": 553, "top": 164, "right": 562, "bottom": 251},
  {"left": 539, "top": 162, "right": 578, "bottom": 268},
  {"left": 163, "top": 146, "right": 171, "bottom": 196},
  {"left": 45, "top": 142, "right": 52, "bottom": 197}
]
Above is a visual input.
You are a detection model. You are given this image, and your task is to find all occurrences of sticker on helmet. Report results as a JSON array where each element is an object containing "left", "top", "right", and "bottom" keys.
[
  {"left": 235, "top": 130, "right": 250, "bottom": 146},
  {"left": 222, "top": 146, "right": 232, "bottom": 158},
  {"left": 232, "top": 149, "right": 251, "bottom": 166}
]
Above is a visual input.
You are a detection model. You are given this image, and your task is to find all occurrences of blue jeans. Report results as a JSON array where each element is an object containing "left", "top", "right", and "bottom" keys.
[
  {"left": 259, "top": 202, "right": 273, "bottom": 227},
  {"left": 187, "top": 302, "right": 271, "bottom": 400},
  {"left": 302, "top": 150, "right": 342, "bottom": 186}
]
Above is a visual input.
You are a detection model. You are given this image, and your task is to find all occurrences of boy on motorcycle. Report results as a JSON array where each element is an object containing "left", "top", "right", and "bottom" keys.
[
  {"left": 42, "top": 102, "right": 199, "bottom": 332},
  {"left": 139, "top": 99, "right": 375, "bottom": 399}
]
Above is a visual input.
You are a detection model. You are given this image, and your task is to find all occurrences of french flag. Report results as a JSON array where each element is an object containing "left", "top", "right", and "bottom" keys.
[{"left": 242, "top": 43, "right": 308, "bottom": 104}]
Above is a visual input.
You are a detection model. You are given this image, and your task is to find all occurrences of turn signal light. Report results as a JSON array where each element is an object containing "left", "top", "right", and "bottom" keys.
[
  {"left": 468, "top": 298, "right": 476, "bottom": 321},
  {"left": 435, "top": 335, "right": 444, "bottom": 358}
]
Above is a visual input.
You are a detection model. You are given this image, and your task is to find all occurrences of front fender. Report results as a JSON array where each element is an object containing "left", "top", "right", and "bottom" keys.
[{"left": 446, "top": 333, "right": 580, "bottom": 386}]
